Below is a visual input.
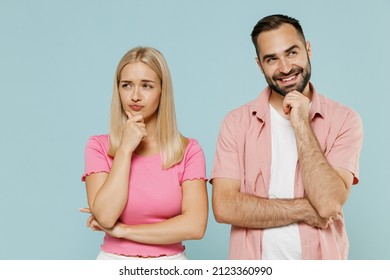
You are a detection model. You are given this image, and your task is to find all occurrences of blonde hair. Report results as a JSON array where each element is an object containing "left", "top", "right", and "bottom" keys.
[{"left": 108, "top": 46, "right": 188, "bottom": 169}]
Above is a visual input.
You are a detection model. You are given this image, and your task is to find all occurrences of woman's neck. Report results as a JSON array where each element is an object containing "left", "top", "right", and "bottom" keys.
[{"left": 135, "top": 116, "right": 159, "bottom": 156}]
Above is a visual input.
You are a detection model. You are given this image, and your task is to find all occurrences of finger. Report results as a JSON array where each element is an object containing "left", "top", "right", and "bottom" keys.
[
  {"left": 79, "top": 207, "right": 91, "bottom": 214},
  {"left": 126, "top": 114, "right": 144, "bottom": 125},
  {"left": 286, "top": 90, "right": 301, "bottom": 96},
  {"left": 86, "top": 217, "right": 94, "bottom": 227},
  {"left": 125, "top": 111, "right": 133, "bottom": 119},
  {"left": 90, "top": 219, "right": 102, "bottom": 231},
  {"left": 282, "top": 100, "right": 291, "bottom": 115},
  {"left": 86, "top": 215, "right": 95, "bottom": 226},
  {"left": 137, "top": 125, "right": 147, "bottom": 136},
  {"left": 131, "top": 114, "right": 144, "bottom": 123},
  {"left": 135, "top": 121, "right": 146, "bottom": 128}
]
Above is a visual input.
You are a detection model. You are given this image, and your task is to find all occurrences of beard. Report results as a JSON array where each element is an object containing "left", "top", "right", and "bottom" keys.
[{"left": 265, "top": 61, "right": 311, "bottom": 97}]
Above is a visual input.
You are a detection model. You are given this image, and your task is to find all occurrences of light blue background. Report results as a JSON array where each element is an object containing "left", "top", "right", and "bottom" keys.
[{"left": 0, "top": 0, "right": 388, "bottom": 259}]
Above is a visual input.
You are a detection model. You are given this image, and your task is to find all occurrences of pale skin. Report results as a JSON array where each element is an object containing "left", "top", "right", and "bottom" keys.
[
  {"left": 212, "top": 23, "right": 353, "bottom": 230},
  {"left": 81, "top": 62, "right": 208, "bottom": 245}
]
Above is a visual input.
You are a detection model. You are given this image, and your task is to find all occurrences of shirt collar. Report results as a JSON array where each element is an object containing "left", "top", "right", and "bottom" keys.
[
  {"left": 308, "top": 83, "right": 324, "bottom": 121},
  {"left": 251, "top": 83, "right": 324, "bottom": 122}
]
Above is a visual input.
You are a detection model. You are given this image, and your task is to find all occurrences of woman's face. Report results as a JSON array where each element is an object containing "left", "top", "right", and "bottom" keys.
[{"left": 119, "top": 62, "right": 162, "bottom": 123}]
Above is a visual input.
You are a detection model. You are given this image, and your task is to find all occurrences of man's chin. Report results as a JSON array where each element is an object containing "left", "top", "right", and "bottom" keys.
[
  {"left": 273, "top": 86, "right": 295, "bottom": 96},
  {"left": 278, "top": 84, "right": 306, "bottom": 96}
]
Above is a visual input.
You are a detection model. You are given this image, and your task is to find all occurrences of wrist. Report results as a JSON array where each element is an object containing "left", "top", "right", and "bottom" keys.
[
  {"left": 292, "top": 117, "right": 311, "bottom": 131},
  {"left": 117, "top": 223, "right": 131, "bottom": 239},
  {"left": 116, "top": 146, "right": 134, "bottom": 157},
  {"left": 293, "top": 198, "right": 312, "bottom": 222},
  {"left": 300, "top": 199, "right": 318, "bottom": 224}
]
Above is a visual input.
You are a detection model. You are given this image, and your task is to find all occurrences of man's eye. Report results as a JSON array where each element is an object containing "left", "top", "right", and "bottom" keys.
[{"left": 267, "top": 58, "right": 277, "bottom": 64}]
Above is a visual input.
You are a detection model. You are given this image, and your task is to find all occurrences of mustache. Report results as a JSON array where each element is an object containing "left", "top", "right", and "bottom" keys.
[{"left": 273, "top": 66, "right": 303, "bottom": 79}]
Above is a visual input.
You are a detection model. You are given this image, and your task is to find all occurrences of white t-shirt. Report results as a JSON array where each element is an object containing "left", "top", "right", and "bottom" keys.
[{"left": 261, "top": 105, "right": 302, "bottom": 260}]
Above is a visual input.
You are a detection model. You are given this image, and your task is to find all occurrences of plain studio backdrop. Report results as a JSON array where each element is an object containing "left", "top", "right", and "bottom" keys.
[{"left": 0, "top": 0, "right": 388, "bottom": 259}]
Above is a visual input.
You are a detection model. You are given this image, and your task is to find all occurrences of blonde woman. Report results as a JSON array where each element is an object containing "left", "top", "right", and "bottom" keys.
[{"left": 81, "top": 47, "right": 208, "bottom": 260}]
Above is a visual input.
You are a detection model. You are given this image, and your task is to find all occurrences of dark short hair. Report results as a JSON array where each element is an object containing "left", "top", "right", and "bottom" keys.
[{"left": 251, "top": 14, "right": 306, "bottom": 57}]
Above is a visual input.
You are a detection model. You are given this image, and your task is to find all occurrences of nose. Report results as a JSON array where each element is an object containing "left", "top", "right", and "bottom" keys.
[
  {"left": 278, "top": 58, "right": 292, "bottom": 74},
  {"left": 131, "top": 86, "right": 141, "bottom": 102}
]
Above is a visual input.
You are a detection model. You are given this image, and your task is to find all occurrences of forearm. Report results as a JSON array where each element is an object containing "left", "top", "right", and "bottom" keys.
[
  {"left": 213, "top": 187, "right": 314, "bottom": 229},
  {"left": 114, "top": 214, "right": 207, "bottom": 245},
  {"left": 295, "top": 121, "right": 348, "bottom": 218},
  {"left": 90, "top": 149, "right": 132, "bottom": 227},
  {"left": 97, "top": 180, "right": 208, "bottom": 244}
]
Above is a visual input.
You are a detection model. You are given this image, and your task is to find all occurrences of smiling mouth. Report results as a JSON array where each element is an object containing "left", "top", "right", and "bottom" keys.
[
  {"left": 281, "top": 75, "right": 296, "bottom": 82},
  {"left": 276, "top": 73, "right": 300, "bottom": 84}
]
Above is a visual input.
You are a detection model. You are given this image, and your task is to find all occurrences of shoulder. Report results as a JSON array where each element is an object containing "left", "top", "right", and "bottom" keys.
[
  {"left": 219, "top": 99, "right": 256, "bottom": 126},
  {"left": 185, "top": 138, "right": 204, "bottom": 154},
  {"left": 87, "top": 134, "right": 109, "bottom": 143},
  {"left": 320, "top": 95, "right": 362, "bottom": 125},
  {"left": 217, "top": 98, "right": 260, "bottom": 136},
  {"left": 225, "top": 98, "right": 258, "bottom": 120},
  {"left": 314, "top": 94, "right": 363, "bottom": 142},
  {"left": 180, "top": 138, "right": 205, "bottom": 163},
  {"left": 222, "top": 89, "right": 270, "bottom": 123},
  {"left": 85, "top": 134, "right": 110, "bottom": 150}
]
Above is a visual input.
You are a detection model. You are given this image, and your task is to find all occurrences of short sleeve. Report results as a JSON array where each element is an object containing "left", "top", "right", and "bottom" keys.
[
  {"left": 210, "top": 113, "right": 241, "bottom": 181},
  {"left": 326, "top": 110, "right": 363, "bottom": 185},
  {"left": 180, "top": 139, "right": 207, "bottom": 184},
  {"left": 81, "top": 135, "right": 111, "bottom": 182}
]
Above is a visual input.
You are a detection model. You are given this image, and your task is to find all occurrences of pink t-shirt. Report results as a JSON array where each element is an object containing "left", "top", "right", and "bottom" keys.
[
  {"left": 82, "top": 135, "right": 207, "bottom": 257},
  {"left": 211, "top": 84, "right": 363, "bottom": 259}
]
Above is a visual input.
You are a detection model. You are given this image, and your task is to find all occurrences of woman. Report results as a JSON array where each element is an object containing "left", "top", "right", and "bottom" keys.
[{"left": 81, "top": 47, "right": 208, "bottom": 260}]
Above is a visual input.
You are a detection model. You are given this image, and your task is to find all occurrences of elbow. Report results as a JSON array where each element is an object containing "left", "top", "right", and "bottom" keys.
[
  {"left": 186, "top": 222, "right": 207, "bottom": 240},
  {"left": 212, "top": 203, "right": 229, "bottom": 224},
  {"left": 212, "top": 193, "right": 233, "bottom": 224},
  {"left": 92, "top": 211, "right": 117, "bottom": 229},
  {"left": 187, "top": 213, "right": 208, "bottom": 240},
  {"left": 90, "top": 204, "right": 120, "bottom": 229},
  {"left": 212, "top": 183, "right": 237, "bottom": 225},
  {"left": 213, "top": 211, "right": 225, "bottom": 224},
  {"left": 313, "top": 188, "right": 348, "bottom": 219},
  {"left": 98, "top": 219, "right": 116, "bottom": 229},
  {"left": 316, "top": 202, "right": 342, "bottom": 219},
  {"left": 192, "top": 216, "right": 208, "bottom": 240},
  {"left": 190, "top": 228, "right": 206, "bottom": 240},
  {"left": 316, "top": 170, "right": 351, "bottom": 219}
]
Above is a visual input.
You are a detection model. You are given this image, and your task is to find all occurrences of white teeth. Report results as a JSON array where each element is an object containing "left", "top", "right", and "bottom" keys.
[{"left": 282, "top": 75, "right": 296, "bottom": 82}]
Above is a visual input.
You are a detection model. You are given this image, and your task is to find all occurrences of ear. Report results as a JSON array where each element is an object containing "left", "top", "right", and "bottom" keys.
[
  {"left": 255, "top": 56, "right": 264, "bottom": 74},
  {"left": 306, "top": 41, "right": 313, "bottom": 60}
]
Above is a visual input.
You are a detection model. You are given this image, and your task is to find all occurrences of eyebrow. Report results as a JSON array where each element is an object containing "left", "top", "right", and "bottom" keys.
[
  {"left": 120, "top": 79, "right": 157, "bottom": 83},
  {"left": 261, "top": 45, "right": 301, "bottom": 62}
]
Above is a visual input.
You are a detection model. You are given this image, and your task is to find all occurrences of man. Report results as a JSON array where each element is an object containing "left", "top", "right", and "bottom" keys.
[{"left": 211, "top": 14, "right": 363, "bottom": 259}]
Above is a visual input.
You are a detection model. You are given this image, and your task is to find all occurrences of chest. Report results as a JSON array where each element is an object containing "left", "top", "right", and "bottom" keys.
[{"left": 120, "top": 156, "right": 183, "bottom": 224}]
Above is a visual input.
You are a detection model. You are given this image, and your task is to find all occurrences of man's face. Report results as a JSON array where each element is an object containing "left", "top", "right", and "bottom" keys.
[{"left": 256, "top": 23, "right": 312, "bottom": 96}]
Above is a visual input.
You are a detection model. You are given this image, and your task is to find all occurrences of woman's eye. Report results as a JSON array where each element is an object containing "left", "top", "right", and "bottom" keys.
[{"left": 143, "top": 84, "right": 153, "bottom": 89}]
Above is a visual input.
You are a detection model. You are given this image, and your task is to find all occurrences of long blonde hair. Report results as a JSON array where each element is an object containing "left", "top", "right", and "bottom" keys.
[{"left": 108, "top": 47, "right": 188, "bottom": 169}]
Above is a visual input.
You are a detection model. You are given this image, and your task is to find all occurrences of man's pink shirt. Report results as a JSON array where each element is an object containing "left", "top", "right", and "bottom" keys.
[{"left": 211, "top": 84, "right": 363, "bottom": 259}]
